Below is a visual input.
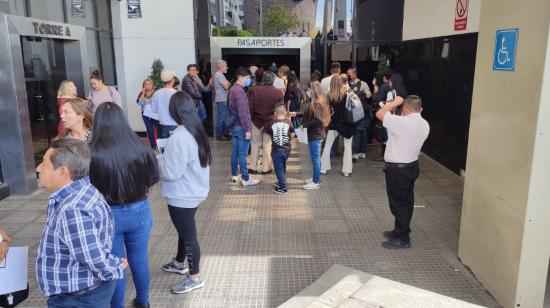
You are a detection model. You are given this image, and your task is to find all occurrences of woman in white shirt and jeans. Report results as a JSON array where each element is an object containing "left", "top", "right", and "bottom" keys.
[{"left": 157, "top": 91, "right": 211, "bottom": 294}]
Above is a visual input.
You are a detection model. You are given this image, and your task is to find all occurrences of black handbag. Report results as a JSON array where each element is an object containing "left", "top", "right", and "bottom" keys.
[{"left": 0, "top": 284, "right": 29, "bottom": 307}]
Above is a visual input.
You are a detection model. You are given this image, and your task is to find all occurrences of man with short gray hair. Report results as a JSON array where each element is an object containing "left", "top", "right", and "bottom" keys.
[
  {"left": 248, "top": 71, "right": 284, "bottom": 174},
  {"left": 376, "top": 95, "right": 430, "bottom": 249},
  {"left": 35, "top": 138, "right": 127, "bottom": 307},
  {"left": 214, "top": 59, "right": 231, "bottom": 140}
]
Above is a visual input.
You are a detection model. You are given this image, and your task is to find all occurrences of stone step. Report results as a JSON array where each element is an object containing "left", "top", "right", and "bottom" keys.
[{"left": 279, "top": 265, "right": 487, "bottom": 308}]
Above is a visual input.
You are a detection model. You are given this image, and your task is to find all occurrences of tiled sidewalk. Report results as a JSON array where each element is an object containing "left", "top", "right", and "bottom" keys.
[{"left": 0, "top": 141, "right": 500, "bottom": 307}]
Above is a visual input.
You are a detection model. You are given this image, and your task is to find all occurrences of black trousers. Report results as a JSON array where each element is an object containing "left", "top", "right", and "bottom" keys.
[
  {"left": 168, "top": 205, "right": 201, "bottom": 275},
  {"left": 384, "top": 162, "right": 420, "bottom": 241}
]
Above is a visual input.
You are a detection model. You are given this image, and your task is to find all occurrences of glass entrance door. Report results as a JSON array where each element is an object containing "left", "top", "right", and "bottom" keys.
[{"left": 20, "top": 36, "right": 67, "bottom": 164}]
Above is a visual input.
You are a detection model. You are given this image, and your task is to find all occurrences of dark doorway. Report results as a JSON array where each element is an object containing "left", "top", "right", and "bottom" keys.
[
  {"left": 221, "top": 48, "right": 301, "bottom": 81},
  {"left": 20, "top": 36, "right": 67, "bottom": 165}
]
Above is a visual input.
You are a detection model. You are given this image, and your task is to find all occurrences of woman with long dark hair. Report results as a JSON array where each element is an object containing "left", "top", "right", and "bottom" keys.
[
  {"left": 158, "top": 91, "right": 211, "bottom": 294},
  {"left": 89, "top": 102, "right": 159, "bottom": 308}
]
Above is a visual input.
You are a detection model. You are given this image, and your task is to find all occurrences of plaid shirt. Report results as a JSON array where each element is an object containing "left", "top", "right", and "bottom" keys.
[
  {"left": 36, "top": 177, "right": 124, "bottom": 296},
  {"left": 229, "top": 84, "right": 253, "bottom": 132}
]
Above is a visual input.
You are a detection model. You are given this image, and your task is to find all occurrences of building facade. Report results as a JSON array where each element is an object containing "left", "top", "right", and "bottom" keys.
[
  {"left": 242, "top": 0, "right": 316, "bottom": 36},
  {"left": 0, "top": 0, "right": 196, "bottom": 196}
]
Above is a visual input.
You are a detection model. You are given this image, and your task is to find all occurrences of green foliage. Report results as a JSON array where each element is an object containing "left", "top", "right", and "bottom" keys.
[
  {"left": 149, "top": 59, "right": 164, "bottom": 89},
  {"left": 263, "top": 5, "right": 300, "bottom": 37},
  {"left": 211, "top": 27, "right": 254, "bottom": 37}
]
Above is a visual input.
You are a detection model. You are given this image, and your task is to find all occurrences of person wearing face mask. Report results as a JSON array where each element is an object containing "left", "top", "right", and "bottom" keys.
[
  {"left": 87, "top": 70, "right": 122, "bottom": 112},
  {"left": 227, "top": 67, "right": 260, "bottom": 186},
  {"left": 182, "top": 64, "right": 213, "bottom": 124}
]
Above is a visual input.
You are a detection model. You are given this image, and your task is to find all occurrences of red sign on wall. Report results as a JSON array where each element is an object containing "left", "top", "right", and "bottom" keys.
[{"left": 454, "top": 0, "right": 469, "bottom": 31}]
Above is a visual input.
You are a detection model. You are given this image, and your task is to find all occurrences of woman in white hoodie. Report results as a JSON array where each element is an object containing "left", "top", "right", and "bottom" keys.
[{"left": 157, "top": 91, "right": 211, "bottom": 294}]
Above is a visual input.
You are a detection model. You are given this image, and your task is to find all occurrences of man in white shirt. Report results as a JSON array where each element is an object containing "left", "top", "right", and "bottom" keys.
[
  {"left": 321, "top": 62, "right": 341, "bottom": 95},
  {"left": 151, "top": 69, "right": 178, "bottom": 138},
  {"left": 375, "top": 95, "right": 430, "bottom": 249}
]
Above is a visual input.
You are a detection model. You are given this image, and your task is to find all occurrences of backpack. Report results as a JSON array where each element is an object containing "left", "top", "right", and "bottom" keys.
[
  {"left": 345, "top": 89, "right": 365, "bottom": 123},
  {"left": 223, "top": 90, "right": 239, "bottom": 128}
]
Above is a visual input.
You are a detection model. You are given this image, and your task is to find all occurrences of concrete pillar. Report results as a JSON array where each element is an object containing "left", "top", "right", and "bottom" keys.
[{"left": 458, "top": 1, "right": 550, "bottom": 307}]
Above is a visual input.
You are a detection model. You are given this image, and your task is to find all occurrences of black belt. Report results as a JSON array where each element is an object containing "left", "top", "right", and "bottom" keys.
[
  {"left": 385, "top": 161, "right": 418, "bottom": 168},
  {"left": 67, "top": 281, "right": 107, "bottom": 296}
]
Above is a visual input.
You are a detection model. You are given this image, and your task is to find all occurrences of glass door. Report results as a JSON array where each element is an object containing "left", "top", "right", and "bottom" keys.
[{"left": 20, "top": 36, "right": 67, "bottom": 164}]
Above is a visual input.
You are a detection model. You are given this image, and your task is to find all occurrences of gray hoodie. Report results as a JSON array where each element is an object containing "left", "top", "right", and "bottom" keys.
[{"left": 158, "top": 126, "right": 209, "bottom": 208}]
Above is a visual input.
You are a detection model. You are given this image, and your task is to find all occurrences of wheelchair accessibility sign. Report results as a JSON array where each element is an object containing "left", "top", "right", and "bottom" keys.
[{"left": 493, "top": 29, "right": 518, "bottom": 71}]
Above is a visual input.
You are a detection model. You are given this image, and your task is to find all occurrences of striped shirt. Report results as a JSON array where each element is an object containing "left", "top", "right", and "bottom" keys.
[{"left": 36, "top": 177, "right": 124, "bottom": 296}]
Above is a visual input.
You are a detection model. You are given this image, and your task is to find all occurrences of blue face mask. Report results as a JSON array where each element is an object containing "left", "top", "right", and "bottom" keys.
[{"left": 243, "top": 79, "right": 252, "bottom": 87}]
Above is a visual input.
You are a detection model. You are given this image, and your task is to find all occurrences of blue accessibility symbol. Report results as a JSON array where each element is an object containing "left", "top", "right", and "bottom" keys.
[{"left": 493, "top": 29, "right": 518, "bottom": 71}]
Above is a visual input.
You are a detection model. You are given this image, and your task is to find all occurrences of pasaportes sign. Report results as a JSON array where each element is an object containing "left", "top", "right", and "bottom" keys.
[{"left": 236, "top": 38, "right": 286, "bottom": 47}]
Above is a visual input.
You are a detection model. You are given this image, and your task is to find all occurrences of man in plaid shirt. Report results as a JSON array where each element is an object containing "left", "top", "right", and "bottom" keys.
[{"left": 35, "top": 138, "right": 127, "bottom": 307}]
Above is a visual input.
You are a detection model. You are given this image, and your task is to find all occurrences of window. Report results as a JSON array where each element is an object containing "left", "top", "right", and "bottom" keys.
[
  {"left": 85, "top": 29, "right": 99, "bottom": 74},
  {"left": 98, "top": 31, "right": 115, "bottom": 85},
  {"left": 29, "top": 0, "right": 64, "bottom": 22},
  {"left": 8, "top": 0, "right": 26, "bottom": 16},
  {"left": 95, "top": 0, "right": 111, "bottom": 30}
]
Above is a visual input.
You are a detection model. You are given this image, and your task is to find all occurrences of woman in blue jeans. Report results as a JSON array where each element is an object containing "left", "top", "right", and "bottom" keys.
[
  {"left": 296, "top": 81, "right": 331, "bottom": 190},
  {"left": 136, "top": 78, "right": 159, "bottom": 149},
  {"left": 89, "top": 103, "right": 159, "bottom": 308}
]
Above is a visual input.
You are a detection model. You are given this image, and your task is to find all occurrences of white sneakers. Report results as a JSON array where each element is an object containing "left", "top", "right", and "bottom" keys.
[
  {"left": 358, "top": 153, "right": 366, "bottom": 159},
  {"left": 241, "top": 178, "right": 260, "bottom": 186},
  {"left": 302, "top": 182, "right": 320, "bottom": 190},
  {"left": 304, "top": 178, "right": 313, "bottom": 184},
  {"left": 231, "top": 175, "right": 240, "bottom": 183}
]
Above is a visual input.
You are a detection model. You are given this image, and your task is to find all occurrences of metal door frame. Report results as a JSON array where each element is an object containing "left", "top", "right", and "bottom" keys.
[{"left": 0, "top": 13, "right": 87, "bottom": 195}]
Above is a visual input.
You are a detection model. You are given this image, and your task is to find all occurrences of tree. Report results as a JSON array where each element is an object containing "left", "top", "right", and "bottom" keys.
[
  {"left": 212, "top": 27, "right": 253, "bottom": 37},
  {"left": 149, "top": 59, "right": 164, "bottom": 89},
  {"left": 263, "top": 5, "right": 300, "bottom": 37}
]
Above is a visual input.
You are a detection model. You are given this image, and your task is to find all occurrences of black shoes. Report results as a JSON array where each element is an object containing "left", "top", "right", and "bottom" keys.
[
  {"left": 382, "top": 238, "right": 411, "bottom": 249},
  {"left": 382, "top": 230, "right": 411, "bottom": 249},
  {"left": 216, "top": 135, "right": 230, "bottom": 141},
  {"left": 133, "top": 299, "right": 150, "bottom": 308}
]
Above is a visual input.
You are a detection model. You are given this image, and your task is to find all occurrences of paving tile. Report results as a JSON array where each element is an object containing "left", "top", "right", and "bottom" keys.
[{"left": 0, "top": 142, "right": 501, "bottom": 308}]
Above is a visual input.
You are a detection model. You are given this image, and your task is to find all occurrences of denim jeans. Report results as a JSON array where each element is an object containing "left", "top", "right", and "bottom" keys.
[
  {"left": 159, "top": 124, "right": 177, "bottom": 138},
  {"left": 198, "top": 102, "right": 207, "bottom": 123},
  {"left": 231, "top": 125, "right": 251, "bottom": 181},
  {"left": 352, "top": 127, "right": 368, "bottom": 154},
  {"left": 215, "top": 101, "right": 228, "bottom": 138},
  {"left": 110, "top": 199, "right": 153, "bottom": 308},
  {"left": 272, "top": 150, "right": 289, "bottom": 190},
  {"left": 142, "top": 115, "right": 159, "bottom": 149},
  {"left": 308, "top": 139, "right": 322, "bottom": 184},
  {"left": 47, "top": 280, "right": 116, "bottom": 308}
]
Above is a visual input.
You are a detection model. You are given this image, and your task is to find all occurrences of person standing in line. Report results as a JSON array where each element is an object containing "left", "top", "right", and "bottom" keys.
[
  {"left": 248, "top": 71, "right": 284, "bottom": 175},
  {"left": 87, "top": 70, "right": 122, "bottom": 112},
  {"left": 213, "top": 60, "right": 231, "bottom": 141},
  {"left": 228, "top": 67, "right": 260, "bottom": 186},
  {"left": 58, "top": 98, "right": 93, "bottom": 143},
  {"left": 35, "top": 138, "right": 127, "bottom": 308},
  {"left": 376, "top": 95, "right": 429, "bottom": 249},
  {"left": 137, "top": 78, "right": 159, "bottom": 149},
  {"left": 298, "top": 81, "right": 331, "bottom": 190},
  {"left": 182, "top": 64, "right": 212, "bottom": 124},
  {"left": 372, "top": 68, "right": 394, "bottom": 161},
  {"left": 321, "top": 62, "right": 341, "bottom": 95},
  {"left": 89, "top": 103, "right": 159, "bottom": 308},
  {"left": 269, "top": 62, "right": 278, "bottom": 74},
  {"left": 265, "top": 104, "right": 295, "bottom": 194},
  {"left": 320, "top": 75, "right": 356, "bottom": 177},
  {"left": 273, "top": 66, "right": 287, "bottom": 95},
  {"left": 56, "top": 80, "right": 77, "bottom": 135},
  {"left": 285, "top": 74, "right": 304, "bottom": 129},
  {"left": 347, "top": 67, "right": 372, "bottom": 161},
  {"left": 151, "top": 69, "right": 178, "bottom": 138},
  {"left": 157, "top": 92, "right": 210, "bottom": 294}
]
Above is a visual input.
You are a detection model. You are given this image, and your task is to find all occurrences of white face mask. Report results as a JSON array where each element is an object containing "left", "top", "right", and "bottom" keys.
[
  {"left": 372, "top": 78, "right": 376, "bottom": 86},
  {"left": 306, "top": 90, "right": 312, "bottom": 98}
]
